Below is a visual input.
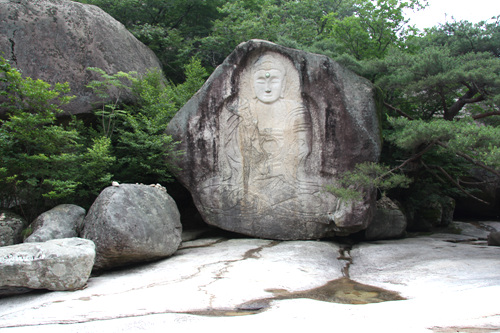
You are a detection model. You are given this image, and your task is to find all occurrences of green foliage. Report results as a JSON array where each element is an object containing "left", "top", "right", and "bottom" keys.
[
  {"left": 377, "top": 46, "right": 500, "bottom": 120},
  {"left": 423, "top": 18, "right": 500, "bottom": 57},
  {"left": 387, "top": 117, "right": 500, "bottom": 170},
  {"left": 356, "top": 18, "right": 500, "bottom": 205},
  {"left": 77, "top": 136, "right": 115, "bottom": 201},
  {"left": 1, "top": 50, "right": 207, "bottom": 220},
  {"left": 114, "top": 69, "right": 183, "bottom": 183},
  {"left": 85, "top": 57, "right": 207, "bottom": 184},
  {"left": 75, "top": 0, "right": 223, "bottom": 82},
  {"left": 326, "top": 162, "right": 411, "bottom": 200},
  {"left": 325, "top": 0, "right": 427, "bottom": 60},
  {"left": 173, "top": 57, "right": 209, "bottom": 107},
  {"left": 86, "top": 67, "right": 137, "bottom": 138},
  {"left": 0, "top": 53, "right": 207, "bottom": 220},
  {"left": 0, "top": 57, "right": 113, "bottom": 221},
  {"left": 197, "top": 0, "right": 353, "bottom": 68}
]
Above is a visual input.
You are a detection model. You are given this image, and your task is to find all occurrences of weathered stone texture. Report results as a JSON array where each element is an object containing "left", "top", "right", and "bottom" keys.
[
  {"left": 365, "top": 197, "right": 407, "bottom": 241},
  {"left": 0, "top": 238, "right": 95, "bottom": 295},
  {"left": 0, "top": 0, "right": 161, "bottom": 116},
  {"left": 81, "top": 184, "right": 182, "bottom": 270},
  {"left": 167, "top": 40, "right": 381, "bottom": 240},
  {"left": 488, "top": 231, "right": 500, "bottom": 246},
  {"left": 24, "top": 204, "right": 86, "bottom": 243},
  {"left": 0, "top": 210, "right": 26, "bottom": 246}
]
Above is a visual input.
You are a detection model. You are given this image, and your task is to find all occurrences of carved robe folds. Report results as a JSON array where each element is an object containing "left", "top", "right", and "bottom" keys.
[{"left": 166, "top": 40, "right": 382, "bottom": 240}]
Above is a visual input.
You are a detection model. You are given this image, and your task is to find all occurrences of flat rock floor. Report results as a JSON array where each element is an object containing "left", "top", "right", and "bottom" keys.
[{"left": 1, "top": 222, "right": 499, "bottom": 332}]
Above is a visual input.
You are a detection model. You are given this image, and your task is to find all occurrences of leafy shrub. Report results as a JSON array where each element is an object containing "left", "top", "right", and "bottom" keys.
[
  {"left": 0, "top": 57, "right": 113, "bottom": 221},
  {"left": 85, "top": 56, "right": 208, "bottom": 184}
]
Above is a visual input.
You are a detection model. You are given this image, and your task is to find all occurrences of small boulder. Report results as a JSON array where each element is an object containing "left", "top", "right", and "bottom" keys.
[
  {"left": 365, "top": 197, "right": 407, "bottom": 240},
  {"left": 81, "top": 184, "right": 182, "bottom": 270},
  {"left": 24, "top": 204, "right": 86, "bottom": 243},
  {"left": 0, "top": 210, "right": 26, "bottom": 246},
  {"left": 487, "top": 231, "right": 500, "bottom": 246},
  {"left": 0, "top": 238, "right": 95, "bottom": 296}
]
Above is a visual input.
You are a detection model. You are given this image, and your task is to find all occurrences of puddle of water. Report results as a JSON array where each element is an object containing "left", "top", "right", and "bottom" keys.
[
  {"left": 265, "top": 277, "right": 405, "bottom": 305},
  {"left": 190, "top": 277, "right": 405, "bottom": 317}
]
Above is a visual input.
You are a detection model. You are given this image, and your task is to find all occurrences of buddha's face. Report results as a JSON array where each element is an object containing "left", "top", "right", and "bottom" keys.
[{"left": 253, "top": 69, "right": 284, "bottom": 104}]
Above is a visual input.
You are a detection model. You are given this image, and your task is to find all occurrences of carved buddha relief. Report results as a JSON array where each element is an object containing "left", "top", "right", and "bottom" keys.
[
  {"left": 168, "top": 40, "right": 381, "bottom": 239},
  {"left": 213, "top": 52, "right": 314, "bottom": 215}
]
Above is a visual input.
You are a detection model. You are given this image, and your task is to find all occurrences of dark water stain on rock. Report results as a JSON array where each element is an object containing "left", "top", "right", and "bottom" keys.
[{"left": 188, "top": 277, "right": 405, "bottom": 317}]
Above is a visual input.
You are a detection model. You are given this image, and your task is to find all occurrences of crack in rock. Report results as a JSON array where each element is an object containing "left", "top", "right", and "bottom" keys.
[
  {"left": 337, "top": 244, "right": 353, "bottom": 279},
  {"left": 178, "top": 238, "right": 227, "bottom": 250},
  {"left": 243, "top": 241, "right": 280, "bottom": 259},
  {"left": 197, "top": 240, "right": 281, "bottom": 308},
  {"left": 8, "top": 37, "right": 16, "bottom": 63}
]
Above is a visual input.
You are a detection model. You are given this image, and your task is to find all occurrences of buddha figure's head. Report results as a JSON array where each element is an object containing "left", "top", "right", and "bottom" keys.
[{"left": 252, "top": 54, "right": 286, "bottom": 104}]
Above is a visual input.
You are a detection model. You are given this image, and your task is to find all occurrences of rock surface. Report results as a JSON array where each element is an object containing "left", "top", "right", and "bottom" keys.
[
  {"left": 365, "top": 197, "right": 407, "bottom": 240},
  {"left": 0, "top": 223, "right": 499, "bottom": 332},
  {"left": 453, "top": 221, "right": 492, "bottom": 239},
  {"left": 166, "top": 39, "right": 381, "bottom": 240},
  {"left": 488, "top": 231, "right": 500, "bottom": 246},
  {"left": 0, "top": 210, "right": 26, "bottom": 246},
  {"left": 24, "top": 204, "right": 85, "bottom": 243},
  {"left": 0, "top": 0, "right": 161, "bottom": 116},
  {"left": 0, "top": 238, "right": 95, "bottom": 295},
  {"left": 81, "top": 184, "right": 182, "bottom": 270},
  {"left": 350, "top": 236, "right": 500, "bottom": 299}
]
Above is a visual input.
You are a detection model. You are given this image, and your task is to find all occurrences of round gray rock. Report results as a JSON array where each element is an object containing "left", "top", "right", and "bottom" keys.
[
  {"left": 0, "top": 0, "right": 161, "bottom": 116},
  {"left": 81, "top": 184, "right": 182, "bottom": 270},
  {"left": 0, "top": 210, "right": 26, "bottom": 246},
  {"left": 25, "top": 204, "right": 86, "bottom": 243},
  {"left": 365, "top": 197, "right": 407, "bottom": 240}
]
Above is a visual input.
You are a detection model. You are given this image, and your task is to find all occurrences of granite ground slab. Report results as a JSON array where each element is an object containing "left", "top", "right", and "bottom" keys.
[{"left": 1, "top": 226, "right": 499, "bottom": 332}]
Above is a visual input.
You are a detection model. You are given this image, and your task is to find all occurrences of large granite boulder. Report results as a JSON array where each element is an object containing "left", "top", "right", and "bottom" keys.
[
  {"left": 0, "top": 238, "right": 95, "bottom": 296},
  {"left": 166, "top": 40, "right": 382, "bottom": 240},
  {"left": 364, "top": 197, "right": 407, "bottom": 241},
  {"left": 0, "top": 0, "right": 161, "bottom": 116},
  {"left": 24, "top": 204, "right": 86, "bottom": 243},
  {"left": 0, "top": 210, "right": 26, "bottom": 246},
  {"left": 81, "top": 184, "right": 182, "bottom": 270}
]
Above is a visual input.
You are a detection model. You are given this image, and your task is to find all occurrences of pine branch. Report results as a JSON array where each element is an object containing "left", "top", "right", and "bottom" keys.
[
  {"left": 383, "top": 102, "right": 414, "bottom": 120},
  {"left": 436, "top": 141, "right": 500, "bottom": 177},
  {"left": 432, "top": 165, "right": 490, "bottom": 205},
  {"left": 472, "top": 111, "right": 500, "bottom": 120},
  {"left": 377, "top": 141, "right": 437, "bottom": 180}
]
